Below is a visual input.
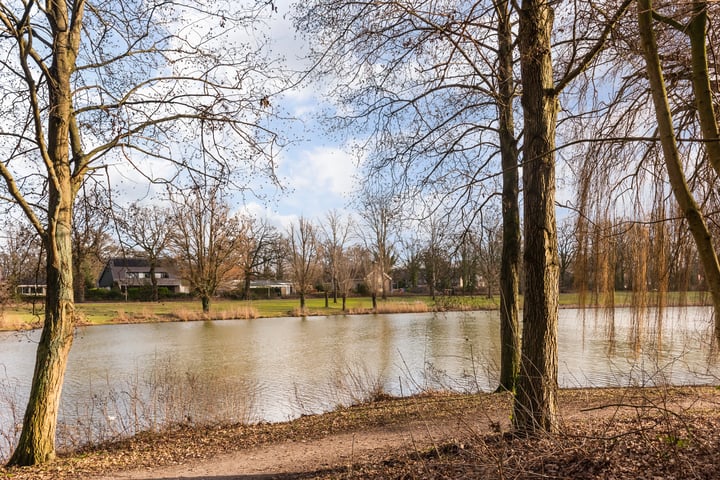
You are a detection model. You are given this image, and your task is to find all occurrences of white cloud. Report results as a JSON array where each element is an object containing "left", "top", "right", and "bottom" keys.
[{"left": 286, "top": 146, "right": 358, "bottom": 197}]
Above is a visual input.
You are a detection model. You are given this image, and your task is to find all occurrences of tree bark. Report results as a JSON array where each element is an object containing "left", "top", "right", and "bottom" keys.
[
  {"left": 512, "top": 0, "right": 560, "bottom": 434},
  {"left": 496, "top": 0, "right": 521, "bottom": 394},
  {"left": 244, "top": 273, "right": 252, "bottom": 300},
  {"left": 638, "top": 0, "right": 720, "bottom": 333},
  {"left": 9, "top": 207, "right": 76, "bottom": 466},
  {"left": 495, "top": 0, "right": 520, "bottom": 391},
  {"left": 149, "top": 259, "right": 158, "bottom": 302},
  {"left": 201, "top": 295, "right": 211, "bottom": 313}
]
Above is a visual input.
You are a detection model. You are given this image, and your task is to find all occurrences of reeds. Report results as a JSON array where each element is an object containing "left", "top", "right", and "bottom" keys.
[{"left": 345, "top": 301, "right": 431, "bottom": 315}]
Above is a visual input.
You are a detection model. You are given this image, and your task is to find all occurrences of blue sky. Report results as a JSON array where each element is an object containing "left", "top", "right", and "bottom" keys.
[
  {"left": 105, "top": 1, "right": 360, "bottom": 231},
  {"left": 239, "top": 1, "right": 361, "bottom": 229}
]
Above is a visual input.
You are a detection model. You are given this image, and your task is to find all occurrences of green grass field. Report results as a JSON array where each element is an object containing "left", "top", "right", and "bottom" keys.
[{"left": 0, "top": 291, "right": 712, "bottom": 331}]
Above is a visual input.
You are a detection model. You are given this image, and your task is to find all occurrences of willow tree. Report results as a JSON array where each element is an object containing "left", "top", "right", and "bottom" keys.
[
  {"left": 637, "top": 0, "right": 720, "bottom": 334},
  {"left": 1, "top": 0, "right": 281, "bottom": 466}
]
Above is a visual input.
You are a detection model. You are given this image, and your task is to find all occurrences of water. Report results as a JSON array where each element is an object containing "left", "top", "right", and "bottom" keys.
[{"left": 0, "top": 307, "right": 717, "bottom": 455}]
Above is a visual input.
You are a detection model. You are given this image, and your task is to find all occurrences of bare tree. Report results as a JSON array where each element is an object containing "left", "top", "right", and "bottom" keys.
[
  {"left": 419, "top": 214, "right": 452, "bottom": 300},
  {"left": 474, "top": 213, "right": 503, "bottom": 299},
  {"left": 557, "top": 218, "right": 577, "bottom": 294},
  {"left": 356, "top": 188, "right": 400, "bottom": 305},
  {"left": 168, "top": 183, "right": 246, "bottom": 313},
  {"left": 319, "top": 210, "right": 354, "bottom": 303},
  {"left": 337, "top": 245, "right": 365, "bottom": 311},
  {"left": 287, "top": 216, "right": 320, "bottom": 310},
  {"left": 72, "top": 186, "right": 117, "bottom": 303},
  {"left": 294, "top": 0, "right": 523, "bottom": 391},
  {"left": 397, "top": 235, "right": 424, "bottom": 292},
  {"left": 0, "top": 0, "right": 282, "bottom": 465},
  {"left": 511, "top": 0, "right": 632, "bottom": 434},
  {"left": 0, "top": 222, "right": 44, "bottom": 300},
  {"left": 117, "top": 203, "right": 171, "bottom": 302},
  {"left": 238, "top": 216, "right": 280, "bottom": 300}
]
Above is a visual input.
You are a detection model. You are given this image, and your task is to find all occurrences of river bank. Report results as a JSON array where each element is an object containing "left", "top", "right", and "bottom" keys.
[
  {"left": 1, "top": 291, "right": 712, "bottom": 331},
  {"left": 1, "top": 385, "right": 719, "bottom": 479}
]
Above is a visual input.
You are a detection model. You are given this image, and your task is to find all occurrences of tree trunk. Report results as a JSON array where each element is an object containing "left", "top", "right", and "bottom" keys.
[
  {"left": 688, "top": 1, "right": 720, "bottom": 178},
  {"left": 342, "top": 293, "right": 347, "bottom": 312},
  {"left": 73, "top": 265, "right": 86, "bottom": 303},
  {"left": 8, "top": 194, "right": 76, "bottom": 466},
  {"left": 496, "top": 0, "right": 521, "bottom": 393},
  {"left": 638, "top": 0, "right": 720, "bottom": 334},
  {"left": 512, "top": 0, "right": 560, "bottom": 435},
  {"left": 201, "top": 295, "right": 211, "bottom": 313},
  {"left": 244, "top": 274, "right": 252, "bottom": 301},
  {"left": 149, "top": 260, "right": 158, "bottom": 302},
  {"left": 300, "top": 292, "right": 306, "bottom": 309},
  {"left": 372, "top": 292, "right": 377, "bottom": 311}
]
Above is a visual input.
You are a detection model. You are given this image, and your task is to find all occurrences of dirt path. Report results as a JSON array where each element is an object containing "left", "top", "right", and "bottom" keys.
[{"left": 95, "top": 415, "right": 487, "bottom": 480}]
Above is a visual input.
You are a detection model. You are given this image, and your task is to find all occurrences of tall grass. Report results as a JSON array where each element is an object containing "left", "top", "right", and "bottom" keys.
[
  {"left": 0, "top": 359, "right": 258, "bottom": 461},
  {"left": 0, "top": 374, "right": 23, "bottom": 462},
  {"left": 344, "top": 300, "right": 430, "bottom": 315},
  {"left": 172, "top": 306, "right": 259, "bottom": 321}
]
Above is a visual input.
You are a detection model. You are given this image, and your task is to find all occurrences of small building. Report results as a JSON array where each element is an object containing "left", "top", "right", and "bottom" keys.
[
  {"left": 16, "top": 283, "right": 47, "bottom": 297},
  {"left": 97, "top": 257, "right": 189, "bottom": 294},
  {"left": 248, "top": 280, "right": 294, "bottom": 297}
]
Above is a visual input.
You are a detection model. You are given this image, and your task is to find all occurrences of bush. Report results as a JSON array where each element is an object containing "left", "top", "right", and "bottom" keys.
[
  {"left": 126, "top": 286, "right": 174, "bottom": 301},
  {"left": 85, "top": 288, "right": 124, "bottom": 301}
]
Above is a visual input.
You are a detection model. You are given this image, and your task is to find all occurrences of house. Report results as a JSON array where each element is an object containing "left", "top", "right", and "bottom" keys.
[
  {"left": 97, "top": 257, "right": 189, "bottom": 294},
  {"left": 364, "top": 266, "right": 393, "bottom": 296}
]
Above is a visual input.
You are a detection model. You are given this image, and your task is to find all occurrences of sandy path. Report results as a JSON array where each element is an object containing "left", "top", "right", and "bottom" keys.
[{"left": 93, "top": 416, "right": 486, "bottom": 480}]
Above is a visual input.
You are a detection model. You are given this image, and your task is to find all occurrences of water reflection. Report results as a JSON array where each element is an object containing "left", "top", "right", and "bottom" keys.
[{"left": 0, "top": 307, "right": 717, "bottom": 455}]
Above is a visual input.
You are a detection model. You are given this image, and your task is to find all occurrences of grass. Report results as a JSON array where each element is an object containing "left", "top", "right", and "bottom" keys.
[{"left": 0, "top": 291, "right": 713, "bottom": 331}]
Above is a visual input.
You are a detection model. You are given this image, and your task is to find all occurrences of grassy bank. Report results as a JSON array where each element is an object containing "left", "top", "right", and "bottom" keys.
[
  {"left": 0, "top": 290, "right": 713, "bottom": 331},
  {"left": 0, "top": 295, "right": 497, "bottom": 330}
]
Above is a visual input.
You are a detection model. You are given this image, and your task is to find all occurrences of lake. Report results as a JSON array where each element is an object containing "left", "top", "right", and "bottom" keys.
[{"left": 0, "top": 306, "right": 717, "bottom": 456}]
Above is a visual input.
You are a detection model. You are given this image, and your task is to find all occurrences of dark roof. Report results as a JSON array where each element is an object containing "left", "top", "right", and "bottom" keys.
[{"left": 110, "top": 257, "right": 150, "bottom": 268}]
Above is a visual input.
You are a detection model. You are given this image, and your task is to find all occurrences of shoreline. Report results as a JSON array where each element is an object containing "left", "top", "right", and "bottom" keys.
[{"left": 1, "top": 293, "right": 713, "bottom": 333}]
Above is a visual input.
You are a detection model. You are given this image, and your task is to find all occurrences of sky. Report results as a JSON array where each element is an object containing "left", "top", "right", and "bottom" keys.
[
  {"left": 237, "top": 1, "right": 361, "bottom": 230},
  {"left": 104, "top": 1, "right": 361, "bottom": 232}
]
